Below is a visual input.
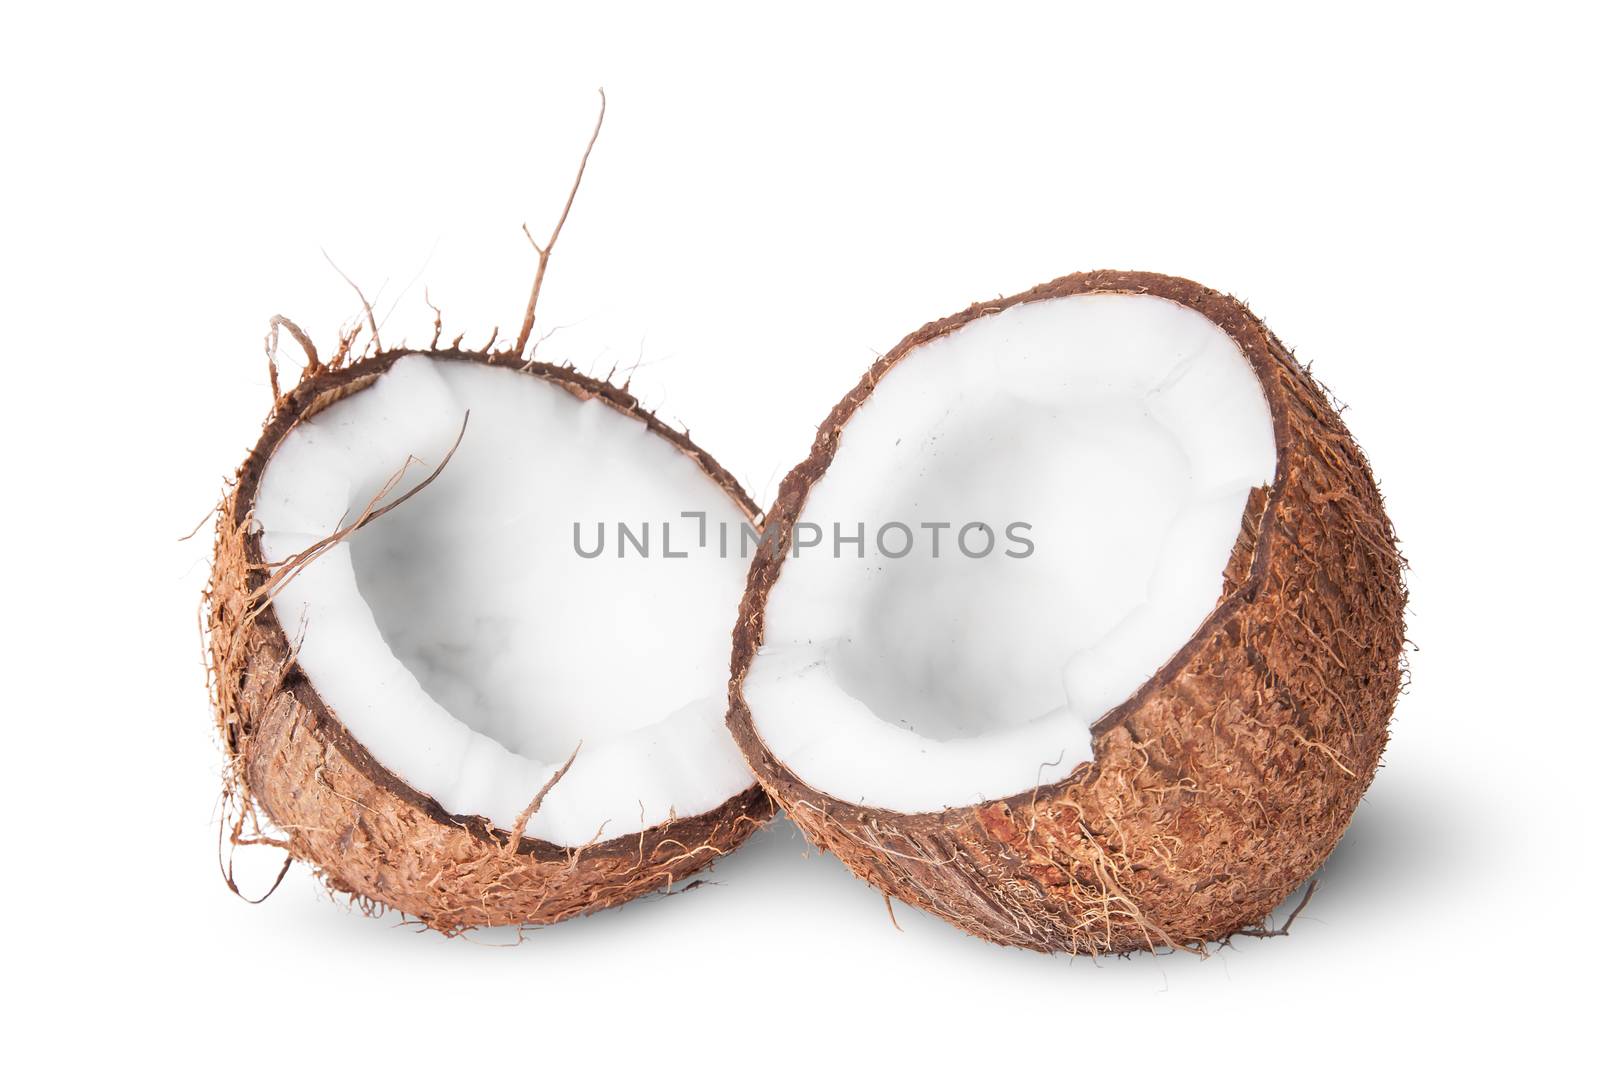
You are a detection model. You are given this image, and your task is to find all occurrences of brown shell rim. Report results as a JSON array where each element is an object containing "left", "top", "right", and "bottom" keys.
[
  {"left": 234, "top": 346, "right": 767, "bottom": 864},
  {"left": 728, "top": 269, "right": 1297, "bottom": 820}
]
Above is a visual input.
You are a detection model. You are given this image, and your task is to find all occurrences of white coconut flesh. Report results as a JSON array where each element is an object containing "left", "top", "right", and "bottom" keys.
[
  {"left": 253, "top": 356, "right": 755, "bottom": 847},
  {"left": 744, "top": 294, "right": 1278, "bottom": 813}
]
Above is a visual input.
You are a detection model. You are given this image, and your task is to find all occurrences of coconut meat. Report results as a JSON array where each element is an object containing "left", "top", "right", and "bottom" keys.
[
  {"left": 744, "top": 294, "right": 1277, "bottom": 813},
  {"left": 253, "top": 356, "right": 754, "bottom": 847}
]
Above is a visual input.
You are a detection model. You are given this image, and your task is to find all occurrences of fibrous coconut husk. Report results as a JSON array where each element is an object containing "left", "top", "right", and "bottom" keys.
[
  {"left": 726, "top": 270, "right": 1406, "bottom": 954},
  {"left": 206, "top": 343, "right": 773, "bottom": 933}
]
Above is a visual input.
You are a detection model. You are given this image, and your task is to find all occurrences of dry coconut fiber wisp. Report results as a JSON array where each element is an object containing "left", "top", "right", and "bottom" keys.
[
  {"left": 204, "top": 95, "right": 775, "bottom": 932},
  {"left": 728, "top": 270, "right": 1406, "bottom": 954}
]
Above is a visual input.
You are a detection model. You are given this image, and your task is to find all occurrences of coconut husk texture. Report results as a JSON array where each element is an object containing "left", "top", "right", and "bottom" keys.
[
  {"left": 727, "top": 270, "right": 1406, "bottom": 954},
  {"left": 206, "top": 343, "right": 773, "bottom": 933}
]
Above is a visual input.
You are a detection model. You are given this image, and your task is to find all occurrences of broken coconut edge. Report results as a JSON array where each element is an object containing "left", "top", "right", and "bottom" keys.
[
  {"left": 206, "top": 347, "right": 774, "bottom": 933},
  {"left": 726, "top": 269, "right": 1406, "bottom": 954}
]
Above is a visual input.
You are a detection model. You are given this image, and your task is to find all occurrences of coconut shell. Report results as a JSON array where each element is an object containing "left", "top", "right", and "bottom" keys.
[
  {"left": 206, "top": 347, "right": 773, "bottom": 932},
  {"left": 727, "top": 270, "right": 1406, "bottom": 954}
]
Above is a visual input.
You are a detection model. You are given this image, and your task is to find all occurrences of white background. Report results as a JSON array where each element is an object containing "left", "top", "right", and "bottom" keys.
[{"left": 4, "top": 2, "right": 1595, "bottom": 1066}]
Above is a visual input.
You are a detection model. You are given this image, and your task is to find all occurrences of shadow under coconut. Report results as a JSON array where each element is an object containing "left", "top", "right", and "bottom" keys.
[
  {"left": 1292, "top": 767, "right": 1471, "bottom": 916},
  {"left": 1206, "top": 770, "right": 1467, "bottom": 956}
]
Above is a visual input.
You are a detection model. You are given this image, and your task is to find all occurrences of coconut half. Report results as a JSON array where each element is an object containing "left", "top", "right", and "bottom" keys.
[
  {"left": 728, "top": 271, "right": 1405, "bottom": 953},
  {"left": 208, "top": 348, "right": 771, "bottom": 931}
]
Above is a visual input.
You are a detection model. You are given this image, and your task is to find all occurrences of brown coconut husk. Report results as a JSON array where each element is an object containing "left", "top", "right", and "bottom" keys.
[
  {"left": 206, "top": 342, "right": 774, "bottom": 932},
  {"left": 207, "top": 93, "right": 773, "bottom": 931},
  {"left": 726, "top": 270, "right": 1407, "bottom": 955}
]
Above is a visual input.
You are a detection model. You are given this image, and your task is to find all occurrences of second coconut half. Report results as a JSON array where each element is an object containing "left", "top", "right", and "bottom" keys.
[{"left": 729, "top": 270, "right": 1405, "bottom": 954}]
